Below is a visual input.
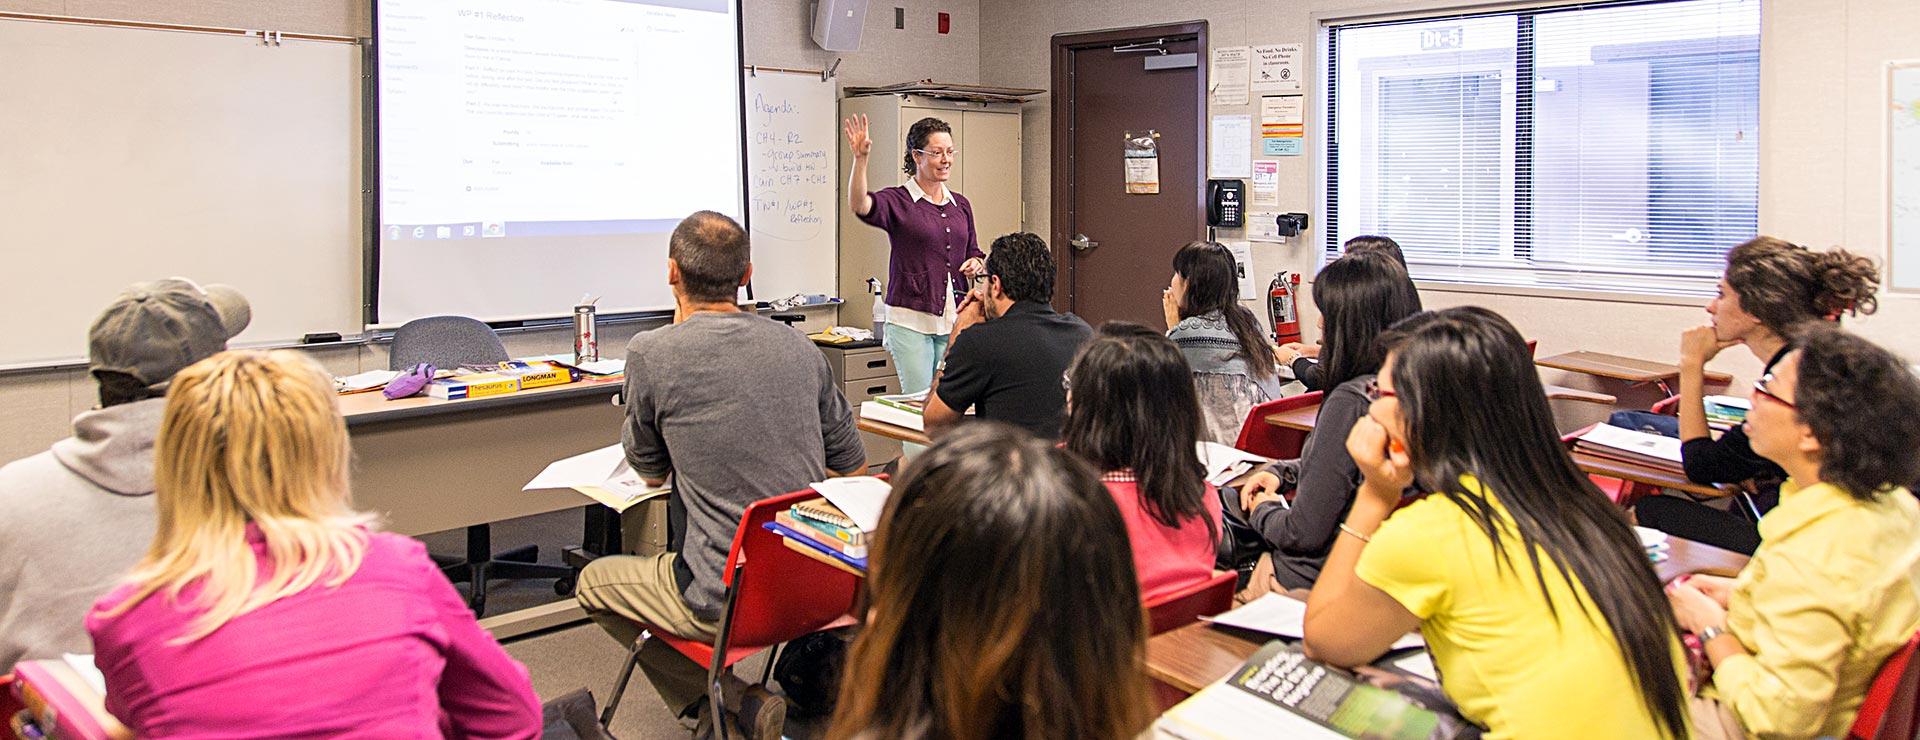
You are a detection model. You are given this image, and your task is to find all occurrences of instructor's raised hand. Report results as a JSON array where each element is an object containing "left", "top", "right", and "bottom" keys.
[{"left": 843, "top": 114, "right": 872, "bottom": 159}]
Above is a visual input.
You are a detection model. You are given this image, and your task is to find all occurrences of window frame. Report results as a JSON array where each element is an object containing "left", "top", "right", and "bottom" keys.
[{"left": 1313, "top": 0, "right": 1761, "bottom": 305}]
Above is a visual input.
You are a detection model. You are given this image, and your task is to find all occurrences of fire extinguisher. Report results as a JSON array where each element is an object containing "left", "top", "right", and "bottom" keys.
[{"left": 1268, "top": 271, "right": 1302, "bottom": 346}]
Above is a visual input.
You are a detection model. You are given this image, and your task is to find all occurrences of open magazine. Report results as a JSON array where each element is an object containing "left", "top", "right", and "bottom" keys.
[{"left": 1156, "top": 640, "right": 1481, "bottom": 740}]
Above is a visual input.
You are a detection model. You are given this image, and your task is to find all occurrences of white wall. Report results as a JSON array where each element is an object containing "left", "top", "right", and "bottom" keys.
[
  {"left": 0, "top": 0, "right": 981, "bottom": 463},
  {"left": 981, "top": 0, "right": 1920, "bottom": 396}
]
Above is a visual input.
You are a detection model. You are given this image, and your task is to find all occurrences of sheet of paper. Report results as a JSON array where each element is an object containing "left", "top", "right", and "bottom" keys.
[
  {"left": 524, "top": 444, "right": 626, "bottom": 491},
  {"left": 335, "top": 369, "right": 400, "bottom": 393},
  {"left": 1198, "top": 442, "right": 1272, "bottom": 486},
  {"left": 1228, "top": 241, "right": 1256, "bottom": 300},
  {"left": 1577, "top": 423, "right": 1684, "bottom": 464},
  {"left": 1154, "top": 676, "right": 1346, "bottom": 739},
  {"left": 1210, "top": 46, "right": 1251, "bottom": 106},
  {"left": 1252, "top": 43, "right": 1304, "bottom": 93},
  {"left": 573, "top": 484, "right": 668, "bottom": 513},
  {"left": 1205, "top": 594, "right": 1424, "bottom": 650},
  {"left": 1125, "top": 156, "right": 1160, "bottom": 194},
  {"left": 1261, "top": 96, "right": 1305, "bottom": 157},
  {"left": 1251, "top": 160, "right": 1279, "bottom": 206},
  {"left": 1247, "top": 211, "right": 1286, "bottom": 243},
  {"left": 810, "top": 476, "right": 893, "bottom": 532},
  {"left": 63, "top": 653, "right": 107, "bottom": 697},
  {"left": 1209, "top": 114, "right": 1253, "bottom": 179}
]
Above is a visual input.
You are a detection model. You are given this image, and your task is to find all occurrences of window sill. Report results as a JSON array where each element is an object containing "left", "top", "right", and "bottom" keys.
[{"left": 1408, "top": 280, "right": 1710, "bottom": 308}]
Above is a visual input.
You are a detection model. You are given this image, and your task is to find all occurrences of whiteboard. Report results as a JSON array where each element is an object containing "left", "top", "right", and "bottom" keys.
[
  {"left": 0, "top": 18, "right": 362, "bottom": 365},
  {"left": 1891, "top": 61, "right": 1920, "bottom": 292},
  {"left": 745, "top": 70, "right": 839, "bottom": 302}
]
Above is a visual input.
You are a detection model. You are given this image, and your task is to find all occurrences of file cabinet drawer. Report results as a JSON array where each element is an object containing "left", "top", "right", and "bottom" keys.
[
  {"left": 843, "top": 375, "right": 901, "bottom": 403},
  {"left": 829, "top": 347, "right": 894, "bottom": 382}
]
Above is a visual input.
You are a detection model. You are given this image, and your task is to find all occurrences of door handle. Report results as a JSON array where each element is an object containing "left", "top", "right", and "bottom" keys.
[{"left": 1071, "top": 233, "right": 1099, "bottom": 252}]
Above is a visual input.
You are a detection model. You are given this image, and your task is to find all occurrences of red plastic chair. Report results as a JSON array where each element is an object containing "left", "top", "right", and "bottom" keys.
[
  {"left": 599, "top": 488, "right": 862, "bottom": 730},
  {"left": 1144, "top": 571, "right": 1237, "bottom": 636},
  {"left": 1233, "top": 391, "right": 1325, "bottom": 459},
  {"left": 1, "top": 673, "right": 24, "bottom": 733},
  {"left": 1848, "top": 631, "right": 1920, "bottom": 740}
]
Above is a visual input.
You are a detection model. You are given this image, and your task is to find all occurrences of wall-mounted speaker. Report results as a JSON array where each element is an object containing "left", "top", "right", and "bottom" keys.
[{"left": 812, "top": 0, "right": 868, "bottom": 52}]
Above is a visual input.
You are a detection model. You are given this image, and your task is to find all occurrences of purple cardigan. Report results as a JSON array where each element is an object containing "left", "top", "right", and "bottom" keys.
[
  {"left": 858, "top": 185, "right": 985, "bottom": 316},
  {"left": 88, "top": 527, "right": 541, "bottom": 739}
]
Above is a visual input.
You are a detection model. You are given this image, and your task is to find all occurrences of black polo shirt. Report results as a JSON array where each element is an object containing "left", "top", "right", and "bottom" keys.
[{"left": 935, "top": 300, "right": 1094, "bottom": 440}]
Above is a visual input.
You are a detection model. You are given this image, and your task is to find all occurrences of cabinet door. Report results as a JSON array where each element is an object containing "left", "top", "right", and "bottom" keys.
[
  {"left": 902, "top": 106, "right": 963, "bottom": 193},
  {"left": 959, "top": 110, "right": 1022, "bottom": 244}
]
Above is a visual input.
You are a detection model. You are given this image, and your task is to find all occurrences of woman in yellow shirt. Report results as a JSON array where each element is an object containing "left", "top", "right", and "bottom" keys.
[
  {"left": 1303, "top": 307, "right": 1689, "bottom": 739},
  {"left": 1667, "top": 324, "right": 1920, "bottom": 739}
]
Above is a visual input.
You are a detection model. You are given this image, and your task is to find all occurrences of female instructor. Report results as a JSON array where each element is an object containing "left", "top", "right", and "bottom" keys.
[{"left": 845, "top": 114, "right": 986, "bottom": 394}]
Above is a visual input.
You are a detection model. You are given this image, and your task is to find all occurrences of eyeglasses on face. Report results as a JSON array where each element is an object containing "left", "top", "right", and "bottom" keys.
[
  {"left": 913, "top": 148, "right": 958, "bottom": 159},
  {"left": 1364, "top": 379, "right": 1397, "bottom": 402},
  {"left": 1751, "top": 372, "right": 1796, "bottom": 410}
]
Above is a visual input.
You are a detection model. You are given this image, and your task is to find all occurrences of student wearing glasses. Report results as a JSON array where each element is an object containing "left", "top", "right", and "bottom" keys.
[
  {"left": 1667, "top": 325, "right": 1920, "bottom": 740},
  {"left": 844, "top": 114, "right": 986, "bottom": 394},
  {"left": 1304, "top": 307, "right": 1689, "bottom": 740},
  {"left": 1628, "top": 237, "right": 1880, "bottom": 554}
]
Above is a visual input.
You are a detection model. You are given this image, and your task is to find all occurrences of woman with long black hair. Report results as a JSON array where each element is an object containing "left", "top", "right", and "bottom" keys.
[
  {"left": 1304, "top": 307, "right": 1689, "bottom": 739},
  {"left": 1163, "top": 241, "right": 1283, "bottom": 443},
  {"left": 1063, "top": 322, "right": 1220, "bottom": 601},
  {"left": 1233, "top": 251, "right": 1421, "bottom": 598}
]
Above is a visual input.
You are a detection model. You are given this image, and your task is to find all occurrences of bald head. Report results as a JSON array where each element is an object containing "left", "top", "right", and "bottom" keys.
[{"left": 668, "top": 210, "right": 750, "bottom": 303}]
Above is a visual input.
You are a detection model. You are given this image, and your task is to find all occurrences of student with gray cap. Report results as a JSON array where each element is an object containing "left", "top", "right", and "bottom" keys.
[{"left": 0, "top": 278, "right": 250, "bottom": 672}]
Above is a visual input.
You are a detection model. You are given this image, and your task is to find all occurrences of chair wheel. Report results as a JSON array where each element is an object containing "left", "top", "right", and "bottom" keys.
[{"left": 554, "top": 576, "right": 576, "bottom": 596}]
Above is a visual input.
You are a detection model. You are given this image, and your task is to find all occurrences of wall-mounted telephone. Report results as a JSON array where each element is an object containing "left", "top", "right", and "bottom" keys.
[{"left": 1207, "top": 179, "right": 1245, "bottom": 228}]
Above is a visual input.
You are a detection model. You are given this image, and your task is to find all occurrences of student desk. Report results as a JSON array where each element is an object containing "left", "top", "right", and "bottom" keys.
[
  {"left": 1537, "top": 350, "right": 1733, "bottom": 395},
  {"left": 337, "top": 377, "right": 626, "bottom": 637},
  {"left": 1147, "top": 536, "right": 1750, "bottom": 698},
  {"left": 856, "top": 416, "right": 932, "bottom": 447},
  {"left": 1264, "top": 384, "right": 1616, "bottom": 435}
]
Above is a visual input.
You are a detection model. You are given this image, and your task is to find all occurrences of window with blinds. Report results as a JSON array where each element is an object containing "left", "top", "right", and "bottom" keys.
[{"left": 1323, "top": 0, "right": 1761, "bottom": 296}]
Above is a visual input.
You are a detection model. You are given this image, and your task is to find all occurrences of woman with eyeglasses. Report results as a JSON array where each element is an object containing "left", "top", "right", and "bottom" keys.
[
  {"left": 1304, "top": 307, "right": 1690, "bottom": 740},
  {"left": 1627, "top": 237, "right": 1880, "bottom": 555},
  {"left": 1232, "top": 251, "right": 1421, "bottom": 599},
  {"left": 1667, "top": 324, "right": 1920, "bottom": 739},
  {"left": 844, "top": 114, "right": 985, "bottom": 394}
]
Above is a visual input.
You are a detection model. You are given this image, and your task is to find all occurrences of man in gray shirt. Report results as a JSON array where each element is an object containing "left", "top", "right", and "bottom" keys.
[{"left": 575, "top": 211, "right": 865, "bottom": 738}]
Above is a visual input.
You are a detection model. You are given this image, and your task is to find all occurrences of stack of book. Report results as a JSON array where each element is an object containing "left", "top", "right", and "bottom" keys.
[
  {"left": 1155, "top": 641, "right": 1473, "bottom": 739},
  {"left": 1704, "top": 395, "right": 1751, "bottom": 428},
  {"left": 767, "top": 498, "right": 869, "bottom": 570},
  {"left": 1573, "top": 423, "right": 1685, "bottom": 474},
  {"left": 859, "top": 391, "right": 928, "bottom": 432},
  {"left": 427, "top": 361, "right": 577, "bottom": 400}
]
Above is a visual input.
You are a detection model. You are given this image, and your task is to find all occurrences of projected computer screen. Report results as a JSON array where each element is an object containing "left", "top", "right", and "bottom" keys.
[{"left": 374, "top": 0, "right": 745, "bottom": 324}]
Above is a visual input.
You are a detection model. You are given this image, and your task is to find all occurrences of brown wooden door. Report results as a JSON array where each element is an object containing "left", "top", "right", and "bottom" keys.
[{"left": 1051, "top": 23, "right": 1207, "bottom": 328}]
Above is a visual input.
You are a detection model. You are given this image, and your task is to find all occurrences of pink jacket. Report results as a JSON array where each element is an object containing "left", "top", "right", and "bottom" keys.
[{"left": 87, "top": 527, "right": 541, "bottom": 739}]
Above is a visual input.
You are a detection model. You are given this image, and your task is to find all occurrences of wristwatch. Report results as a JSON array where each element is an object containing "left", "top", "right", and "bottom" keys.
[{"left": 1699, "top": 625, "right": 1730, "bottom": 645}]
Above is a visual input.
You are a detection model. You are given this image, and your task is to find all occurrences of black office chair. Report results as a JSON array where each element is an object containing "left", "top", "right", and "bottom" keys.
[{"left": 390, "top": 316, "right": 579, "bottom": 614}]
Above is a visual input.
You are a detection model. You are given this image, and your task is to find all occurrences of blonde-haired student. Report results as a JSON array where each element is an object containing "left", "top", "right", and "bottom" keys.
[{"left": 88, "top": 350, "right": 541, "bottom": 738}]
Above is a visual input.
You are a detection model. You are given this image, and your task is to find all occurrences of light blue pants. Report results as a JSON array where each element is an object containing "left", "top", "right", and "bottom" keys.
[{"left": 883, "top": 324, "right": 948, "bottom": 396}]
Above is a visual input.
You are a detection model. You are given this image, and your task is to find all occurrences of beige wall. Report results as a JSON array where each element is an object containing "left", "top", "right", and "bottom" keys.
[
  {"left": 0, "top": 0, "right": 979, "bottom": 463},
  {"left": 981, "top": 0, "right": 1920, "bottom": 396}
]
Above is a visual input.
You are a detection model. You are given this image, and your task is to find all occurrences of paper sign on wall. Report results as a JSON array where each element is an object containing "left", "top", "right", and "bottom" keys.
[
  {"left": 1248, "top": 212, "right": 1285, "bottom": 243},
  {"left": 1261, "top": 95, "right": 1305, "bottom": 157},
  {"left": 1227, "top": 241, "right": 1256, "bottom": 299},
  {"left": 1251, "top": 160, "right": 1279, "bottom": 206},
  {"left": 1124, "top": 130, "right": 1161, "bottom": 194},
  {"left": 1252, "top": 43, "right": 1303, "bottom": 93},
  {"left": 1209, "top": 115, "right": 1253, "bottom": 179},
  {"left": 1210, "top": 46, "right": 1251, "bottom": 106}
]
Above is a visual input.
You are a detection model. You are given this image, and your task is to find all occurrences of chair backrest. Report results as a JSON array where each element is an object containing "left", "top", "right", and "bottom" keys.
[
  {"left": 719, "top": 488, "right": 865, "bottom": 648},
  {"left": 1, "top": 673, "right": 24, "bottom": 732},
  {"left": 388, "top": 316, "right": 509, "bottom": 371},
  {"left": 1144, "top": 571, "right": 1237, "bottom": 635},
  {"left": 1232, "top": 391, "right": 1325, "bottom": 459},
  {"left": 1849, "top": 631, "right": 1920, "bottom": 740}
]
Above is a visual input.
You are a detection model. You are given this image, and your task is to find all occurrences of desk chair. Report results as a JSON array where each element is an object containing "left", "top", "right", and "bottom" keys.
[
  {"left": 600, "top": 489, "right": 861, "bottom": 732},
  {"left": 1849, "top": 631, "right": 1920, "bottom": 740},
  {"left": 2, "top": 673, "right": 25, "bottom": 735},
  {"left": 1144, "top": 571, "right": 1236, "bottom": 636},
  {"left": 1232, "top": 391, "right": 1324, "bottom": 459},
  {"left": 390, "top": 316, "right": 578, "bottom": 614}
]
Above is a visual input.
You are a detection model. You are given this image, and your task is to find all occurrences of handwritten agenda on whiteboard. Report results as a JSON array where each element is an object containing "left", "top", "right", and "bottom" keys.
[{"left": 744, "top": 70, "right": 838, "bottom": 300}]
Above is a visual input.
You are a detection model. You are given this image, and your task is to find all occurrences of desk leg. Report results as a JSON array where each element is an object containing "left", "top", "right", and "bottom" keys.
[{"left": 563, "top": 505, "right": 624, "bottom": 571}]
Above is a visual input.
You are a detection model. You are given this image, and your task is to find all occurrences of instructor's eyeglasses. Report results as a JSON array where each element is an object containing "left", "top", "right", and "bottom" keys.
[{"left": 913, "top": 148, "right": 958, "bottom": 160}]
